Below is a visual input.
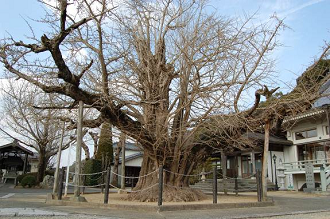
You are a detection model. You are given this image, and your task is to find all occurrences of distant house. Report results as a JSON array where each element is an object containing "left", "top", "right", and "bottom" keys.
[{"left": 112, "top": 142, "right": 143, "bottom": 187}]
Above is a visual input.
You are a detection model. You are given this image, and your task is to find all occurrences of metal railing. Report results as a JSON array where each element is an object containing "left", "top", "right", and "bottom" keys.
[{"left": 283, "top": 158, "right": 330, "bottom": 173}]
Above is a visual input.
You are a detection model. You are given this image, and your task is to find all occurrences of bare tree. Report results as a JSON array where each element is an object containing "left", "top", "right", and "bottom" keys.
[
  {"left": 0, "top": 80, "right": 74, "bottom": 183},
  {"left": 0, "top": 0, "right": 294, "bottom": 200}
]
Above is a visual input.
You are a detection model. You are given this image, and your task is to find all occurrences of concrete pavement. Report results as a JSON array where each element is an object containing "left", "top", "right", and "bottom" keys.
[{"left": 0, "top": 208, "right": 68, "bottom": 217}]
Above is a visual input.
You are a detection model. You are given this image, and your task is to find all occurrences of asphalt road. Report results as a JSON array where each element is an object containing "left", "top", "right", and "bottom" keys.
[{"left": 1, "top": 183, "right": 330, "bottom": 219}]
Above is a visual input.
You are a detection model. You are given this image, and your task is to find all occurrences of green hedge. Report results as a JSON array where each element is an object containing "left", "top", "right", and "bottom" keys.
[
  {"left": 21, "top": 175, "right": 37, "bottom": 188},
  {"left": 83, "top": 159, "right": 103, "bottom": 186}
]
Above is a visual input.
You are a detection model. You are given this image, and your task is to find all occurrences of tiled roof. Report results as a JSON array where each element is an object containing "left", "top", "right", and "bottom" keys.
[
  {"left": 113, "top": 142, "right": 142, "bottom": 151},
  {"left": 0, "top": 140, "right": 34, "bottom": 155},
  {"left": 283, "top": 109, "right": 325, "bottom": 123}
]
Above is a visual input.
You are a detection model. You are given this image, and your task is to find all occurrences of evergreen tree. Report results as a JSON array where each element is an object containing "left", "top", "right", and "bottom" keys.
[{"left": 95, "top": 122, "right": 113, "bottom": 167}]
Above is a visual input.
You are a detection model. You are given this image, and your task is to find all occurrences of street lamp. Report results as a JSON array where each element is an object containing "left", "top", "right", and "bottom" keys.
[{"left": 273, "top": 154, "right": 278, "bottom": 191}]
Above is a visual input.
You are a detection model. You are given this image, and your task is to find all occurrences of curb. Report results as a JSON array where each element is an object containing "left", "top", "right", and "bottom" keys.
[
  {"left": 158, "top": 201, "right": 274, "bottom": 212},
  {"left": 46, "top": 197, "right": 274, "bottom": 212}
]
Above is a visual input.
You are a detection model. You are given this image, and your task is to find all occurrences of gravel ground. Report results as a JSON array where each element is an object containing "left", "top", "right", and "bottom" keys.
[{"left": 0, "top": 211, "right": 330, "bottom": 219}]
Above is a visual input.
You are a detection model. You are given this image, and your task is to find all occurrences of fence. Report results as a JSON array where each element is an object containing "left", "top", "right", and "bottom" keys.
[{"left": 56, "top": 166, "right": 264, "bottom": 205}]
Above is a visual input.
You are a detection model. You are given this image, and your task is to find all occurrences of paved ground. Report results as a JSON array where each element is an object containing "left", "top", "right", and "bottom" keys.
[{"left": 1, "top": 182, "right": 330, "bottom": 218}]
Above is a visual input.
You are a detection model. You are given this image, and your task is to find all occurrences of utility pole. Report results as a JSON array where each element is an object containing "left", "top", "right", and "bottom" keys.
[
  {"left": 74, "top": 101, "right": 83, "bottom": 198},
  {"left": 53, "top": 121, "right": 66, "bottom": 195},
  {"left": 262, "top": 119, "right": 270, "bottom": 201}
]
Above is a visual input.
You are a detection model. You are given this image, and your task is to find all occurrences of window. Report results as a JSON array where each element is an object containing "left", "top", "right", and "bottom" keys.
[
  {"left": 298, "top": 143, "right": 327, "bottom": 162},
  {"left": 295, "top": 129, "right": 317, "bottom": 140}
]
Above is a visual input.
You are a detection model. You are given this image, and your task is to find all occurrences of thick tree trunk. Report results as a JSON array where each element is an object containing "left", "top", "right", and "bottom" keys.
[
  {"left": 37, "top": 152, "right": 48, "bottom": 183},
  {"left": 128, "top": 149, "right": 206, "bottom": 202}
]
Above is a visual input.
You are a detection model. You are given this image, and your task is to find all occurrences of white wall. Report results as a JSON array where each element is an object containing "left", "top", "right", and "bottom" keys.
[
  {"left": 125, "top": 157, "right": 143, "bottom": 167},
  {"left": 268, "top": 151, "right": 284, "bottom": 183},
  {"left": 283, "top": 114, "right": 328, "bottom": 190},
  {"left": 288, "top": 117, "right": 328, "bottom": 146}
]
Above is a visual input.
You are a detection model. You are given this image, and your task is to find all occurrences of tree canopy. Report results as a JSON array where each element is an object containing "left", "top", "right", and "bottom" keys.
[{"left": 1, "top": 0, "right": 329, "bottom": 201}]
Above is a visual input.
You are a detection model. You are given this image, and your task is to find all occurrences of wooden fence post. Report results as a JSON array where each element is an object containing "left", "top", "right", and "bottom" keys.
[
  {"left": 57, "top": 168, "right": 64, "bottom": 200},
  {"left": 104, "top": 168, "right": 111, "bottom": 204},
  {"left": 213, "top": 166, "right": 218, "bottom": 204},
  {"left": 256, "top": 170, "right": 262, "bottom": 202},
  {"left": 158, "top": 165, "right": 163, "bottom": 206},
  {"left": 235, "top": 178, "right": 238, "bottom": 196}
]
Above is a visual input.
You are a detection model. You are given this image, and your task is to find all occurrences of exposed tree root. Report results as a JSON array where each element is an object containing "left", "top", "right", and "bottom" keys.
[{"left": 126, "top": 186, "right": 207, "bottom": 202}]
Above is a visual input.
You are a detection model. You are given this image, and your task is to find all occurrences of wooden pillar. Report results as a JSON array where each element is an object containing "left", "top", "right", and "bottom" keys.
[
  {"left": 221, "top": 150, "right": 227, "bottom": 195},
  {"left": 23, "top": 154, "right": 28, "bottom": 174},
  {"left": 74, "top": 101, "right": 83, "bottom": 197},
  {"left": 262, "top": 119, "right": 270, "bottom": 201},
  {"left": 251, "top": 150, "right": 256, "bottom": 177}
]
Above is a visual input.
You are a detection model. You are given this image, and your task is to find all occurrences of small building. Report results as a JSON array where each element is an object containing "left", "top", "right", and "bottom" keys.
[
  {"left": 112, "top": 142, "right": 143, "bottom": 187},
  {"left": 220, "top": 133, "right": 292, "bottom": 184},
  {"left": 282, "top": 108, "right": 330, "bottom": 191},
  {"left": 0, "top": 140, "right": 34, "bottom": 184}
]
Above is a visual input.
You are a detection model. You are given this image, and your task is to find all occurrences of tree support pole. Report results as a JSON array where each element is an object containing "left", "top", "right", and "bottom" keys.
[
  {"left": 121, "top": 140, "right": 126, "bottom": 190},
  {"left": 74, "top": 101, "right": 83, "bottom": 198},
  {"left": 53, "top": 121, "right": 66, "bottom": 195},
  {"left": 64, "top": 145, "right": 71, "bottom": 197},
  {"left": 262, "top": 119, "right": 270, "bottom": 201}
]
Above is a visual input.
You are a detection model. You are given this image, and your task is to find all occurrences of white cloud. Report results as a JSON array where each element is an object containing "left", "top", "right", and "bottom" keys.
[{"left": 277, "top": 0, "right": 325, "bottom": 18}]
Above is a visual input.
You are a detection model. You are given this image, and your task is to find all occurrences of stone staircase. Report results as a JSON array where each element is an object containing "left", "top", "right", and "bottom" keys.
[{"left": 190, "top": 178, "right": 276, "bottom": 194}]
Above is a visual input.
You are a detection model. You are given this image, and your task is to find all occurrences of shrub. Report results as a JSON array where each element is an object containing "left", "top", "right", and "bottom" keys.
[
  {"left": 21, "top": 175, "right": 37, "bottom": 188},
  {"left": 83, "top": 159, "right": 103, "bottom": 186},
  {"left": 17, "top": 172, "right": 38, "bottom": 184}
]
